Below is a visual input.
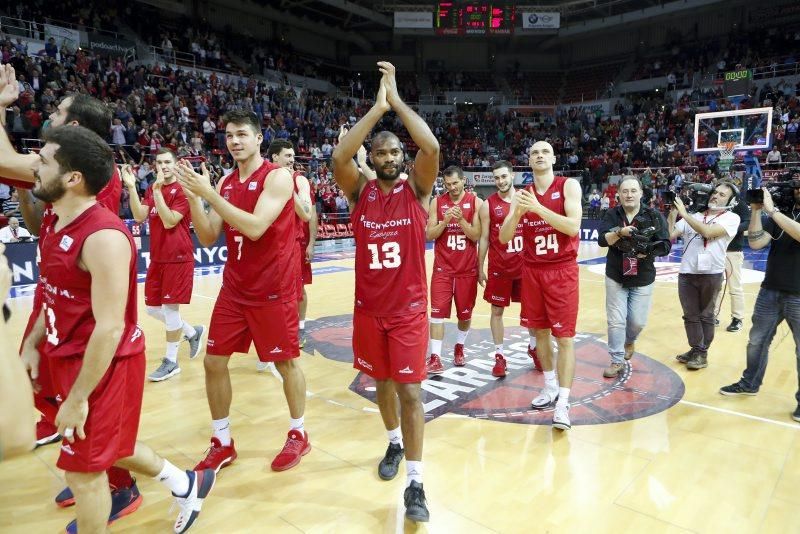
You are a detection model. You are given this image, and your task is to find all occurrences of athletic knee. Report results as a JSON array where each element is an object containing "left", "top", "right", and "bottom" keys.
[
  {"left": 274, "top": 359, "right": 298, "bottom": 375},
  {"left": 395, "top": 383, "right": 422, "bottom": 405},
  {"left": 162, "top": 304, "right": 182, "bottom": 331},
  {"left": 145, "top": 305, "right": 164, "bottom": 321},
  {"left": 204, "top": 355, "right": 229, "bottom": 374}
]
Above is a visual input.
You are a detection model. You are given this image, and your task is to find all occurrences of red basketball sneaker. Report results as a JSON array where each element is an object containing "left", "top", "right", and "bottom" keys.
[
  {"left": 491, "top": 354, "right": 507, "bottom": 378},
  {"left": 35, "top": 417, "right": 60, "bottom": 447},
  {"left": 271, "top": 429, "right": 311, "bottom": 471},
  {"left": 528, "top": 345, "right": 542, "bottom": 371},
  {"left": 453, "top": 343, "right": 465, "bottom": 366},
  {"left": 194, "top": 438, "right": 237, "bottom": 472},
  {"left": 426, "top": 354, "right": 444, "bottom": 374}
]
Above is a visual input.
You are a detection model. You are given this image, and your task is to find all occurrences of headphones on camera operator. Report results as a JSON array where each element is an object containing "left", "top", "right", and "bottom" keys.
[{"left": 714, "top": 180, "right": 740, "bottom": 210}]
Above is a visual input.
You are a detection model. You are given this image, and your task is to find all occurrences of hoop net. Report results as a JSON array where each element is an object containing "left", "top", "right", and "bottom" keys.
[{"left": 717, "top": 141, "right": 739, "bottom": 172}]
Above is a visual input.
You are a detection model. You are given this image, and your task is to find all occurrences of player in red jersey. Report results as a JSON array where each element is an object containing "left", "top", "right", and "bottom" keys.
[
  {"left": 176, "top": 110, "right": 310, "bottom": 473},
  {"left": 477, "top": 160, "right": 539, "bottom": 378},
  {"left": 425, "top": 166, "right": 481, "bottom": 373},
  {"left": 500, "top": 141, "right": 582, "bottom": 431},
  {"left": 265, "top": 139, "right": 315, "bottom": 353},
  {"left": 21, "top": 126, "right": 215, "bottom": 533},
  {"left": 0, "top": 64, "right": 138, "bottom": 517},
  {"left": 122, "top": 149, "right": 204, "bottom": 382},
  {"left": 332, "top": 62, "right": 438, "bottom": 523}
]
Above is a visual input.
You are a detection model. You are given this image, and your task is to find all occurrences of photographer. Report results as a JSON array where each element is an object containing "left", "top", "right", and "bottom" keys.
[
  {"left": 720, "top": 185, "right": 800, "bottom": 423},
  {"left": 598, "top": 177, "right": 671, "bottom": 378},
  {"left": 668, "top": 182, "right": 741, "bottom": 370}
]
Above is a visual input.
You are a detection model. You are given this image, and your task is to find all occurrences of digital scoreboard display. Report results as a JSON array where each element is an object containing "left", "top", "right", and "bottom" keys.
[{"left": 436, "top": 2, "right": 515, "bottom": 35}]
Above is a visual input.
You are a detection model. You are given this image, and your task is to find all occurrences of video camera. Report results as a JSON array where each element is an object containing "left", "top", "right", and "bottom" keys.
[
  {"left": 746, "top": 169, "right": 800, "bottom": 214},
  {"left": 663, "top": 182, "right": 714, "bottom": 213},
  {"left": 614, "top": 211, "right": 670, "bottom": 259}
]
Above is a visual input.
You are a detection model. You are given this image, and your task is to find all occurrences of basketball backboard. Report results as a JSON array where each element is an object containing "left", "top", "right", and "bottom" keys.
[{"left": 693, "top": 107, "right": 773, "bottom": 153}]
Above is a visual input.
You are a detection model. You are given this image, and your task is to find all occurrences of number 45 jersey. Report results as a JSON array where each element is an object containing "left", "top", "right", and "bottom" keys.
[
  {"left": 433, "top": 192, "right": 478, "bottom": 277},
  {"left": 352, "top": 179, "right": 428, "bottom": 317},
  {"left": 521, "top": 176, "right": 579, "bottom": 267}
]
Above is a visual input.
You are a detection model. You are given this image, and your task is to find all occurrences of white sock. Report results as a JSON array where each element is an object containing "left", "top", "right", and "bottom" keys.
[
  {"left": 290, "top": 416, "right": 305, "bottom": 436},
  {"left": 155, "top": 460, "right": 190, "bottom": 496},
  {"left": 387, "top": 426, "right": 403, "bottom": 448},
  {"left": 430, "top": 339, "right": 442, "bottom": 356},
  {"left": 557, "top": 387, "right": 571, "bottom": 407},
  {"left": 212, "top": 417, "right": 231, "bottom": 446},
  {"left": 543, "top": 370, "right": 557, "bottom": 389},
  {"left": 406, "top": 460, "right": 423, "bottom": 486},
  {"left": 529, "top": 336, "right": 536, "bottom": 349},
  {"left": 181, "top": 322, "right": 196, "bottom": 339},
  {"left": 456, "top": 329, "right": 469, "bottom": 345},
  {"left": 495, "top": 344, "right": 504, "bottom": 356},
  {"left": 299, "top": 320, "right": 305, "bottom": 330},
  {"left": 165, "top": 341, "right": 179, "bottom": 363}
]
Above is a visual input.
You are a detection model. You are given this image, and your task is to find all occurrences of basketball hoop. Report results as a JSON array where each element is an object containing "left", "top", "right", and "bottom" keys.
[{"left": 717, "top": 141, "right": 739, "bottom": 172}]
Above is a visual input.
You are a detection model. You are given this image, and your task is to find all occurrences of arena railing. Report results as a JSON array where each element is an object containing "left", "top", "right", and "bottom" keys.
[{"left": 0, "top": 15, "right": 124, "bottom": 41}]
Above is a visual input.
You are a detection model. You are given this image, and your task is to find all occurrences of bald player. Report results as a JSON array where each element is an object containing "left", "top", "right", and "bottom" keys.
[{"left": 500, "top": 141, "right": 582, "bottom": 431}]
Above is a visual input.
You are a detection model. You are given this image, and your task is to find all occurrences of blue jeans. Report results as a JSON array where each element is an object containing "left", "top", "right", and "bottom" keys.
[
  {"left": 740, "top": 288, "right": 800, "bottom": 404},
  {"left": 605, "top": 278, "right": 654, "bottom": 364}
]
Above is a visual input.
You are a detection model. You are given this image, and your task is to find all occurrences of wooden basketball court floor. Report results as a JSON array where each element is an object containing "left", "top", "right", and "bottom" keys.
[{"left": 1, "top": 241, "right": 799, "bottom": 534}]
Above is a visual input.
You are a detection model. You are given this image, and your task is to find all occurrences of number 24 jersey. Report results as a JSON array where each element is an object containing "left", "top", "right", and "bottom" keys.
[{"left": 521, "top": 176, "right": 579, "bottom": 267}]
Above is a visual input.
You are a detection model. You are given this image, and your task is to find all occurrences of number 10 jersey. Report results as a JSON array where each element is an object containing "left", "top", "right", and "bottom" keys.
[{"left": 352, "top": 179, "right": 428, "bottom": 317}]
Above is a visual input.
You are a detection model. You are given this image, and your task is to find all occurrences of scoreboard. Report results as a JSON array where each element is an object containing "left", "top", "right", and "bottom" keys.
[{"left": 436, "top": 2, "right": 515, "bottom": 35}]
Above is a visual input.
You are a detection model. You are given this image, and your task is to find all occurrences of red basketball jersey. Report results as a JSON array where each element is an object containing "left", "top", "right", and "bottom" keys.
[
  {"left": 39, "top": 203, "right": 144, "bottom": 359},
  {"left": 220, "top": 160, "right": 297, "bottom": 305},
  {"left": 292, "top": 171, "right": 311, "bottom": 246},
  {"left": 433, "top": 192, "right": 478, "bottom": 277},
  {"left": 143, "top": 181, "right": 193, "bottom": 263},
  {"left": 521, "top": 176, "right": 579, "bottom": 267},
  {"left": 352, "top": 179, "right": 428, "bottom": 317},
  {"left": 487, "top": 193, "right": 523, "bottom": 278}
]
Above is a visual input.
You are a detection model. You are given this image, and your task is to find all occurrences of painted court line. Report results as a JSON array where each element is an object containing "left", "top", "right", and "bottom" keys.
[{"left": 678, "top": 399, "right": 800, "bottom": 430}]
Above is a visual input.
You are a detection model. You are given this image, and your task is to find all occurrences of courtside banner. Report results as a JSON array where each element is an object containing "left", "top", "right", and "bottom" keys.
[
  {"left": 394, "top": 12, "right": 433, "bottom": 29},
  {"left": 522, "top": 12, "right": 560, "bottom": 29},
  {"left": 5, "top": 234, "right": 229, "bottom": 287},
  {"left": 87, "top": 33, "right": 136, "bottom": 56}
]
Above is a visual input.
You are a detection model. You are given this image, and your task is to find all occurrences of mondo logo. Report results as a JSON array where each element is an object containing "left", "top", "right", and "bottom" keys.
[{"left": 305, "top": 315, "right": 685, "bottom": 427}]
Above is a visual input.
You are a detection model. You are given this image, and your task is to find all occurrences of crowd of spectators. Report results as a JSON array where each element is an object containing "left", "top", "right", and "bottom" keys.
[{"left": 1, "top": 6, "right": 800, "bottom": 229}]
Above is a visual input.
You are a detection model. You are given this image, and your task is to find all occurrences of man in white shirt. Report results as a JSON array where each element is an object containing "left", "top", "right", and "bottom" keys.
[
  {"left": 0, "top": 217, "right": 31, "bottom": 243},
  {"left": 668, "top": 182, "right": 741, "bottom": 370},
  {"left": 766, "top": 148, "right": 782, "bottom": 168}
]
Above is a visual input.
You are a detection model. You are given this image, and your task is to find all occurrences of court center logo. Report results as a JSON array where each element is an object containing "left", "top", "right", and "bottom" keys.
[{"left": 305, "top": 315, "right": 684, "bottom": 426}]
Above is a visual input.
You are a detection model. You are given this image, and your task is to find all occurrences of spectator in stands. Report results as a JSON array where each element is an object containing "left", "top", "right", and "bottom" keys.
[
  {"left": 0, "top": 217, "right": 31, "bottom": 243},
  {"left": 44, "top": 37, "right": 57, "bottom": 59},
  {"left": 589, "top": 189, "right": 601, "bottom": 219},
  {"left": 2, "top": 190, "right": 21, "bottom": 219},
  {"left": 766, "top": 147, "right": 783, "bottom": 168},
  {"left": 111, "top": 118, "right": 127, "bottom": 146},
  {"left": 600, "top": 192, "right": 610, "bottom": 217},
  {"left": 321, "top": 138, "right": 333, "bottom": 160}
]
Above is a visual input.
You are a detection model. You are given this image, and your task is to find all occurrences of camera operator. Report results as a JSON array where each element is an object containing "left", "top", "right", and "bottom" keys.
[
  {"left": 668, "top": 182, "right": 740, "bottom": 370},
  {"left": 598, "top": 177, "right": 671, "bottom": 378},
  {"left": 714, "top": 188, "right": 750, "bottom": 332},
  {"left": 720, "top": 185, "right": 800, "bottom": 423}
]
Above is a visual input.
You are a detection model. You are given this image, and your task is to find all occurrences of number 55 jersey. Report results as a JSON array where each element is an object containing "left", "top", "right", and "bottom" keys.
[{"left": 351, "top": 179, "right": 428, "bottom": 317}]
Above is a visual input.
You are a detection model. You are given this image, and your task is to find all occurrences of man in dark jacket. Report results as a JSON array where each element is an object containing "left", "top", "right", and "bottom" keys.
[{"left": 598, "top": 176, "right": 671, "bottom": 378}]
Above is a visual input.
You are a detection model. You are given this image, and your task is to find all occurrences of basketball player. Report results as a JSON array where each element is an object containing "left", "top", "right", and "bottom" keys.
[
  {"left": 23, "top": 126, "right": 215, "bottom": 533},
  {"left": 477, "top": 160, "right": 540, "bottom": 378},
  {"left": 426, "top": 166, "right": 481, "bottom": 373},
  {"left": 121, "top": 150, "right": 204, "bottom": 381},
  {"left": 176, "top": 110, "right": 309, "bottom": 473},
  {"left": 331, "top": 61, "right": 438, "bottom": 522},
  {"left": 500, "top": 141, "right": 582, "bottom": 431},
  {"left": 265, "top": 139, "right": 315, "bottom": 350},
  {"left": 0, "top": 65, "right": 138, "bottom": 519},
  {"left": 0, "top": 243, "right": 36, "bottom": 461}
]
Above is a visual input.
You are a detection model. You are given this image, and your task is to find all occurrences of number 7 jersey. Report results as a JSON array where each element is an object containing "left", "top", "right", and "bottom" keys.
[
  {"left": 352, "top": 179, "right": 428, "bottom": 317},
  {"left": 521, "top": 176, "right": 579, "bottom": 267}
]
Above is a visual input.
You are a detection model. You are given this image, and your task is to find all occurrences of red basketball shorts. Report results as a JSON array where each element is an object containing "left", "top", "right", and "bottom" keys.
[
  {"left": 51, "top": 353, "right": 145, "bottom": 472},
  {"left": 352, "top": 310, "right": 428, "bottom": 383},
  {"left": 483, "top": 272, "right": 522, "bottom": 308},
  {"left": 206, "top": 289, "right": 299, "bottom": 361},
  {"left": 430, "top": 271, "right": 477, "bottom": 321},
  {"left": 520, "top": 263, "right": 579, "bottom": 338},
  {"left": 144, "top": 261, "right": 194, "bottom": 306}
]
